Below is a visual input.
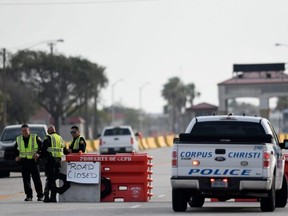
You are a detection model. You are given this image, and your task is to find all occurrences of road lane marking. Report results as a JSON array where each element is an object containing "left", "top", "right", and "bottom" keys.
[
  {"left": 130, "top": 205, "right": 141, "bottom": 208},
  {"left": 0, "top": 192, "right": 23, "bottom": 200}
]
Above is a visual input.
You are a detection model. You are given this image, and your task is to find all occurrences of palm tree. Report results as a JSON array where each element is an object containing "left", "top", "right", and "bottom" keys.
[{"left": 162, "top": 77, "right": 200, "bottom": 133}]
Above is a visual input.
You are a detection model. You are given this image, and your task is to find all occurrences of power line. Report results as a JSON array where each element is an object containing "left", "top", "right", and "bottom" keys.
[{"left": 0, "top": 0, "right": 159, "bottom": 6}]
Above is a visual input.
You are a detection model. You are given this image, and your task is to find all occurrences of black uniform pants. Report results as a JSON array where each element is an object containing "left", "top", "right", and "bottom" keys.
[
  {"left": 20, "top": 158, "right": 43, "bottom": 198},
  {"left": 44, "top": 157, "right": 61, "bottom": 198}
]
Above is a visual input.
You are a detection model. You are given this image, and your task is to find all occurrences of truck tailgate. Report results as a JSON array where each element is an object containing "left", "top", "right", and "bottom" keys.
[
  {"left": 102, "top": 136, "right": 132, "bottom": 147},
  {"left": 176, "top": 143, "right": 264, "bottom": 178}
]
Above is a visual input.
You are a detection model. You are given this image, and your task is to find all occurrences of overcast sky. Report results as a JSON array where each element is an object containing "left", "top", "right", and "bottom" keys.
[{"left": 1, "top": 0, "right": 288, "bottom": 113}]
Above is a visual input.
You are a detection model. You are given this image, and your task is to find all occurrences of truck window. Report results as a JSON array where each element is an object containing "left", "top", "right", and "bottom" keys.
[
  {"left": 29, "top": 127, "right": 47, "bottom": 140},
  {"left": 1, "top": 129, "right": 21, "bottom": 141},
  {"left": 104, "top": 128, "right": 131, "bottom": 136},
  {"left": 190, "top": 121, "right": 266, "bottom": 137},
  {"left": 1, "top": 127, "right": 46, "bottom": 142},
  {"left": 267, "top": 122, "right": 280, "bottom": 145}
]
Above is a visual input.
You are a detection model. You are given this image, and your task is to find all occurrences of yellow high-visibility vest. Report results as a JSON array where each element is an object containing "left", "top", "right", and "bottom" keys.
[
  {"left": 17, "top": 134, "right": 38, "bottom": 159},
  {"left": 47, "top": 133, "right": 65, "bottom": 158},
  {"left": 70, "top": 136, "right": 86, "bottom": 152}
]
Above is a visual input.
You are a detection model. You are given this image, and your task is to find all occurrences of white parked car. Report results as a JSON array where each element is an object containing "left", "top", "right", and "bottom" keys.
[{"left": 99, "top": 125, "right": 139, "bottom": 154}]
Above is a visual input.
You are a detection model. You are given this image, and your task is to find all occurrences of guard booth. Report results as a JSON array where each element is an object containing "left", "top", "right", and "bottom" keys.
[
  {"left": 58, "top": 152, "right": 153, "bottom": 202},
  {"left": 218, "top": 63, "right": 288, "bottom": 119}
]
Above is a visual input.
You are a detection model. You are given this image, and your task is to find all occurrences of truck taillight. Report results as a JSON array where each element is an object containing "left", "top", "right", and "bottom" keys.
[
  {"left": 263, "top": 151, "right": 271, "bottom": 168},
  {"left": 99, "top": 138, "right": 102, "bottom": 146},
  {"left": 172, "top": 150, "right": 177, "bottom": 167},
  {"left": 130, "top": 137, "right": 134, "bottom": 145}
]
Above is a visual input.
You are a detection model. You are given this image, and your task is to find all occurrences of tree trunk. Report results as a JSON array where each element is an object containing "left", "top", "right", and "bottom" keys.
[
  {"left": 172, "top": 99, "right": 176, "bottom": 133},
  {"left": 93, "top": 87, "right": 99, "bottom": 139},
  {"left": 84, "top": 89, "right": 89, "bottom": 139},
  {"left": 52, "top": 112, "right": 60, "bottom": 133}
]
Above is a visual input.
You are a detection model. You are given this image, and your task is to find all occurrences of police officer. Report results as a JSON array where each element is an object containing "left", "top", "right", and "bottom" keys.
[
  {"left": 15, "top": 124, "right": 44, "bottom": 201},
  {"left": 65, "top": 125, "right": 86, "bottom": 154},
  {"left": 42, "top": 125, "right": 65, "bottom": 203}
]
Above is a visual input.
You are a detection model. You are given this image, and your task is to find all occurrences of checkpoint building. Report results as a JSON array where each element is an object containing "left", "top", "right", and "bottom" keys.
[{"left": 218, "top": 63, "right": 288, "bottom": 119}]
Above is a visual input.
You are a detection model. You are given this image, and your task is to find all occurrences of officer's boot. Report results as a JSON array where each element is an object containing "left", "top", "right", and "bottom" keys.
[
  {"left": 43, "top": 181, "right": 50, "bottom": 203},
  {"left": 50, "top": 187, "right": 57, "bottom": 203},
  {"left": 43, "top": 192, "right": 50, "bottom": 203}
]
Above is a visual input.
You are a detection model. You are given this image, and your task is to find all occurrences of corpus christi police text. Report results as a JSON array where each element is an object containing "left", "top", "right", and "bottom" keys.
[{"left": 180, "top": 151, "right": 261, "bottom": 158}]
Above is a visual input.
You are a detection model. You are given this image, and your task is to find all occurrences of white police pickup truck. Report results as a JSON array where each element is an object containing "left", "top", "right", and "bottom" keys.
[{"left": 171, "top": 114, "right": 287, "bottom": 212}]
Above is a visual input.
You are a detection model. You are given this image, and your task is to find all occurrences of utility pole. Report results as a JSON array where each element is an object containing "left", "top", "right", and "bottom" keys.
[
  {"left": 46, "top": 39, "right": 64, "bottom": 131},
  {"left": 138, "top": 82, "right": 150, "bottom": 133},
  {"left": 111, "top": 79, "right": 123, "bottom": 125},
  {"left": 47, "top": 39, "right": 64, "bottom": 56},
  {"left": 2, "top": 48, "right": 6, "bottom": 129},
  {"left": 48, "top": 42, "right": 55, "bottom": 56}
]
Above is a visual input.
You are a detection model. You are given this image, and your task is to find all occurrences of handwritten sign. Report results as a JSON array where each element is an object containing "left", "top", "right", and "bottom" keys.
[{"left": 66, "top": 162, "right": 100, "bottom": 184}]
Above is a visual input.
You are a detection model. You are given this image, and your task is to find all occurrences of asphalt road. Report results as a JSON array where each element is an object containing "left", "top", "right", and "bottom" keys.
[{"left": 1, "top": 147, "right": 288, "bottom": 216}]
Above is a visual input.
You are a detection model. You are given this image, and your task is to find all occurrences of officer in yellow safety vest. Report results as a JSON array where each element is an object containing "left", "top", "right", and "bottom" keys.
[
  {"left": 15, "top": 124, "right": 44, "bottom": 201},
  {"left": 41, "top": 125, "right": 65, "bottom": 203},
  {"left": 65, "top": 125, "right": 86, "bottom": 154}
]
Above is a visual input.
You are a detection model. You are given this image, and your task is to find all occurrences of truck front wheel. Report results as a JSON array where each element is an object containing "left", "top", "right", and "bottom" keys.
[{"left": 172, "top": 188, "right": 188, "bottom": 212}]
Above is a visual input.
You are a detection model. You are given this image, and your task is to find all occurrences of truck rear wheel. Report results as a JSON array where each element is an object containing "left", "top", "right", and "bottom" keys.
[
  {"left": 260, "top": 177, "right": 275, "bottom": 212},
  {"left": 188, "top": 196, "right": 205, "bottom": 207},
  {"left": 172, "top": 188, "right": 188, "bottom": 212},
  {"left": 275, "top": 175, "right": 288, "bottom": 208}
]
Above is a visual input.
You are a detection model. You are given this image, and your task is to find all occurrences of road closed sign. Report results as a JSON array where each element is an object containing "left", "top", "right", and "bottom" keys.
[{"left": 66, "top": 162, "right": 100, "bottom": 184}]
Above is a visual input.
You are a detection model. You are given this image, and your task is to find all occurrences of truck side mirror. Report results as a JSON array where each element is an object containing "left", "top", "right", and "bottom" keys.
[{"left": 282, "top": 139, "right": 288, "bottom": 149}]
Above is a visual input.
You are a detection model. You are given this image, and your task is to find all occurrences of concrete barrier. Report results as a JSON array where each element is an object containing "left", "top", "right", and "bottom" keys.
[
  {"left": 86, "top": 140, "right": 94, "bottom": 152},
  {"left": 165, "top": 134, "right": 175, "bottom": 147},
  {"left": 92, "top": 139, "right": 100, "bottom": 151},
  {"left": 74, "top": 134, "right": 177, "bottom": 152},
  {"left": 279, "top": 133, "right": 288, "bottom": 143},
  {"left": 59, "top": 161, "right": 101, "bottom": 202},
  {"left": 64, "top": 152, "right": 153, "bottom": 202},
  {"left": 155, "top": 136, "right": 167, "bottom": 148},
  {"left": 146, "top": 137, "right": 158, "bottom": 149},
  {"left": 139, "top": 138, "right": 149, "bottom": 150}
]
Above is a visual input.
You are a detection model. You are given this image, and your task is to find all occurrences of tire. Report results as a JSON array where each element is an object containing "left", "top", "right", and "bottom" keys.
[
  {"left": 101, "top": 177, "right": 112, "bottom": 199},
  {"left": 188, "top": 196, "right": 205, "bottom": 207},
  {"left": 260, "top": 177, "right": 275, "bottom": 212},
  {"left": 55, "top": 173, "right": 71, "bottom": 194},
  {"left": 0, "top": 171, "right": 10, "bottom": 178},
  {"left": 172, "top": 188, "right": 188, "bottom": 212},
  {"left": 276, "top": 175, "right": 288, "bottom": 208}
]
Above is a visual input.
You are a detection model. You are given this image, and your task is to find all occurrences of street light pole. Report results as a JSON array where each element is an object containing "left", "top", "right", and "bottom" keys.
[
  {"left": 275, "top": 42, "right": 288, "bottom": 134},
  {"left": 1, "top": 48, "right": 6, "bottom": 129},
  {"left": 275, "top": 43, "right": 288, "bottom": 47},
  {"left": 24, "top": 39, "right": 64, "bottom": 53},
  {"left": 47, "top": 39, "right": 64, "bottom": 55},
  {"left": 139, "top": 82, "right": 150, "bottom": 132},
  {"left": 111, "top": 79, "right": 123, "bottom": 125}
]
